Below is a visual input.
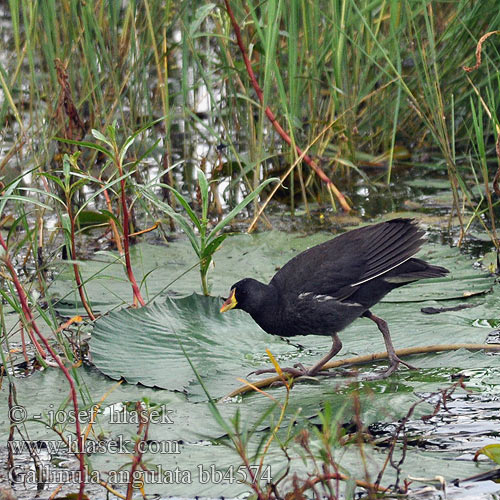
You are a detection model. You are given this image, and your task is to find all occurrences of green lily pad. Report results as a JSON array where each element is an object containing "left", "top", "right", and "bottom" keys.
[{"left": 91, "top": 293, "right": 300, "bottom": 394}]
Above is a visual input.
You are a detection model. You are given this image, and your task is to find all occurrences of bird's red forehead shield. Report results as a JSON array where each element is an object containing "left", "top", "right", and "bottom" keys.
[{"left": 220, "top": 288, "right": 237, "bottom": 313}]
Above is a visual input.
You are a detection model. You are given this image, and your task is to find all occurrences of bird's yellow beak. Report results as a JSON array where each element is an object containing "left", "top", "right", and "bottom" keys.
[{"left": 220, "top": 289, "right": 237, "bottom": 313}]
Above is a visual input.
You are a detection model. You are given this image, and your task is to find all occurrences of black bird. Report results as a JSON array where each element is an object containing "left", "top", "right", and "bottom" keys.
[{"left": 220, "top": 219, "right": 449, "bottom": 378}]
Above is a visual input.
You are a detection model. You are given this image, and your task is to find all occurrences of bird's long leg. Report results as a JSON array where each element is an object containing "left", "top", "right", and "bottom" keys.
[
  {"left": 252, "top": 333, "right": 343, "bottom": 377},
  {"left": 302, "top": 333, "right": 342, "bottom": 376},
  {"left": 363, "top": 310, "right": 417, "bottom": 376}
]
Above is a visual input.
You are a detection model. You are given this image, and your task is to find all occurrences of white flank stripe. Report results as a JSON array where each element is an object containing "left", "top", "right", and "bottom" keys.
[{"left": 350, "top": 256, "right": 413, "bottom": 287}]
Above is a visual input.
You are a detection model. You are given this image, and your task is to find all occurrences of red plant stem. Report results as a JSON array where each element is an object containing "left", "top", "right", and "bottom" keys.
[
  {"left": 0, "top": 233, "right": 86, "bottom": 500},
  {"left": 101, "top": 181, "right": 124, "bottom": 254},
  {"left": 224, "top": 1, "right": 351, "bottom": 212},
  {"left": 19, "top": 323, "right": 30, "bottom": 364},
  {"left": 20, "top": 311, "right": 47, "bottom": 358},
  {"left": 3, "top": 265, "right": 47, "bottom": 357},
  {"left": 126, "top": 402, "right": 150, "bottom": 500},
  {"left": 68, "top": 205, "right": 96, "bottom": 321},
  {"left": 116, "top": 156, "right": 145, "bottom": 307}
]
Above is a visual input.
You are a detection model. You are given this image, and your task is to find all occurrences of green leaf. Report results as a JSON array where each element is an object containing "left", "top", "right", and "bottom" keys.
[
  {"left": 476, "top": 444, "right": 500, "bottom": 465},
  {"left": 106, "top": 121, "right": 117, "bottom": 142},
  {"left": 69, "top": 177, "right": 90, "bottom": 197},
  {"left": 208, "top": 177, "right": 279, "bottom": 243},
  {"left": 60, "top": 212, "right": 71, "bottom": 239},
  {"left": 62, "top": 153, "right": 71, "bottom": 186},
  {"left": 39, "top": 173, "right": 66, "bottom": 191},
  {"left": 6, "top": 194, "right": 55, "bottom": 210},
  {"left": 118, "top": 116, "right": 165, "bottom": 165},
  {"left": 138, "top": 186, "right": 200, "bottom": 256},
  {"left": 201, "top": 233, "right": 227, "bottom": 262},
  {"left": 90, "top": 294, "right": 295, "bottom": 394},
  {"left": 197, "top": 168, "right": 210, "bottom": 222},
  {"left": 119, "top": 134, "right": 137, "bottom": 166},
  {"left": 98, "top": 209, "right": 122, "bottom": 232},
  {"left": 76, "top": 210, "right": 110, "bottom": 228},
  {"left": 189, "top": 3, "right": 216, "bottom": 36},
  {"left": 156, "top": 183, "right": 202, "bottom": 231},
  {"left": 54, "top": 137, "right": 113, "bottom": 159},
  {"left": 18, "top": 187, "right": 66, "bottom": 207},
  {"left": 91, "top": 129, "right": 114, "bottom": 148},
  {"left": 66, "top": 169, "right": 113, "bottom": 185},
  {"left": 0, "top": 176, "right": 23, "bottom": 217}
]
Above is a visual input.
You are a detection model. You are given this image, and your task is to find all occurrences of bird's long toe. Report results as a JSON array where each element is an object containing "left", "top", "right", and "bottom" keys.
[
  {"left": 252, "top": 363, "right": 350, "bottom": 379},
  {"left": 398, "top": 358, "right": 418, "bottom": 370},
  {"left": 361, "top": 363, "right": 399, "bottom": 381},
  {"left": 361, "top": 355, "right": 418, "bottom": 381},
  {"left": 251, "top": 366, "right": 305, "bottom": 377},
  {"left": 297, "top": 364, "right": 346, "bottom": 377},
  {"left": 252, "top": 364, "right": 327, "bottom": 378},
  {"left": 389, "top": 354, "right": 417, "bottom": 371}
]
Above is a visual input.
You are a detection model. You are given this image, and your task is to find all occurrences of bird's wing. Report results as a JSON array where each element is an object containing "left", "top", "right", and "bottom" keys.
[{"left": 270, "top": 219, "right": 425, "bottom": 301}]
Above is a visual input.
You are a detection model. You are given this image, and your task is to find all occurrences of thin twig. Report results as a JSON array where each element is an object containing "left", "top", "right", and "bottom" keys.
[{"left": 462, "top": 31, "right": 500, "bottom": 73}]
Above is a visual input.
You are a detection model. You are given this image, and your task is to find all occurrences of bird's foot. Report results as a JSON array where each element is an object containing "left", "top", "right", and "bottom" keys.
[
  {"left": 292, "top": 362, "right": 354, "bottom": 378},
  {"left": 392, "top": 354, "right": 418, "bottom": 371},
  {"left": 251, "top": 365, "right": 307, "bottom": 378},
  {"left": 361, "top": 363, "right": 399, "bottom": 381},
  {"left": 361, "top": 355, "right": 418, "bottom": 381},
  {"left": 251, "top": 363, "right": 352, "bottom": 379}
]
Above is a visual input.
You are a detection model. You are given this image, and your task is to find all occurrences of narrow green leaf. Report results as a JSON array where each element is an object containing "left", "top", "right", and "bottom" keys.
[
  {"left": 197, "top": 169, "right": 210, "bottom": 222},
  {"left": 0, "top": 177, "right": 23, "bottom": 217},
  {"left": 189, "top": 3, "right": 216, "bottom": 37},
  {"left": 139, "top": 187, "right": 201, "bottom": 256},
  {"left": 76, "top": 210, "right": 110, "bottom": 228},
  {"left": 156, "top": 183, "right": 202, "bottom": 232},
  {"left": 54, "top": 137, "right": 113, "bottom": 159},
  {"left": 62, "top": 154, "right": 71, "bottom": 186},
  {"left": 99, "top": 209, "right": 123, "bottom": 232},
  {"left": 201, "top": 233, "right": 227, "bottom": 262},
  {"left": 119, "top": 116, "right": 165, "bottom": 165},
  {"left": 1, "top": 195, "right": 52, "bottom": 211},
  {"left": 39, "top": 173, "right": 66, "bottom": 191},
  {"left": 69, "top": 178, "right": 90, "bottom": 197},
  {"left": 17, "top": 187, "right": 66, "bottom": 207},
  {"left": 208, "top": 178, "right": 278, "bottom": 242},
  {"left": 92, "top": 129, "right": 114, "bottom": 148}
]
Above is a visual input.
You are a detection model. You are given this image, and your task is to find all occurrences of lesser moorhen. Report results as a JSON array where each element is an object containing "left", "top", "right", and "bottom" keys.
[{"left": 220, "top": 219, "right": 449, "bottom": 378}]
